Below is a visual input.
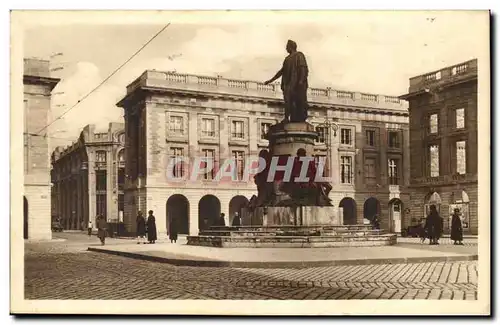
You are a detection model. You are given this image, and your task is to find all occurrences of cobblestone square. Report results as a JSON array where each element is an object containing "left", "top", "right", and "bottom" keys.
[{"left": 23, "top": 233, "right": 478, "bottom": 300}]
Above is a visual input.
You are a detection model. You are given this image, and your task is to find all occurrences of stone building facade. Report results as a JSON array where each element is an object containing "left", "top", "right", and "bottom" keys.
[
  {"left": 401, "top": 59, "right": 478, "bottom": 235},
  {"left": 51, "top": 123, "right": 125, "bottom": 230},
  {"left": 24, "top": 58, "right": 60, "bottom": 240},
  {"left": 117, "top": 71, "right": 410, "bottom": 237}
]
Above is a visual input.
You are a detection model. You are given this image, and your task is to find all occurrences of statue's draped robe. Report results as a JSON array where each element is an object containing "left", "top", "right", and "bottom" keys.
[{"left": 281, "top": 51, "right": 309, "bottom": 122}]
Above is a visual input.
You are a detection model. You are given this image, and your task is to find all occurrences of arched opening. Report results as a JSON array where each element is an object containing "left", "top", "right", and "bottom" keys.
[
  {"left": 339, "top": 197, "right": 357, "bottom": 225},
  {"left": 228, "top": 195, "right": 249, "bottom": 225},
  {"left": 424, "top": 191, "right": 442, "bottom": 221},
  {"left": 23, "top": 196, "right": 28, "bottom": 239},
  {"left": 363, "top": 197, "right": 381, "bottom": 223},
  {"left": 388, "top": 198, "right": 403, "bottom": 233},
  {"left": 198, "top": 195, "right": 221, "bottom": 231},
  {"left": 166, "top": 194, "right": 190, "bottom": 235}
]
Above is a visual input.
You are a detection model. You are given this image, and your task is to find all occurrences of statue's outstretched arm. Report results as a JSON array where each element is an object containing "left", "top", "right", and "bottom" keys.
[{"left": 264, "top": 68, "right": 283, "bottom": 84}]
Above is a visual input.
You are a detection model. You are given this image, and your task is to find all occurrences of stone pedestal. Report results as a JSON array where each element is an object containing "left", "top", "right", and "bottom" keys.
[
  {"left": 242, "top": 206, "right": 340, "bottom": 227},
  {"left": 266, "top": 122, "right": 318, "bottom": 156}
]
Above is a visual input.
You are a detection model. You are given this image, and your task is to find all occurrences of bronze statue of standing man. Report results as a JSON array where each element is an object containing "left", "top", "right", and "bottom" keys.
[{"left": 264, "top": 40, "right": 309, "bottom": 123}]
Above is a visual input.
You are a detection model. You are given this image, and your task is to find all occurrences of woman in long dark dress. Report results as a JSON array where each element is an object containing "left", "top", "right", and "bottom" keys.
[
  {"left": 168, "top": 216, "right": 178, "bottom": 243},
  {"left": 147, "top": 210, "right": 157, "bottom": 244},
  {"left": 136, "top": 211, "right": 146, "bottom": 244},
  {"left": 450, "top": 208, "right": 464, "bottom": 245}
]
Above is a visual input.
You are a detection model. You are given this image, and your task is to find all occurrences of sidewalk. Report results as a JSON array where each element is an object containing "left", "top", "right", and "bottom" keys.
[{"left": 88, "top": 238, "right": 478, "bottom": 268}]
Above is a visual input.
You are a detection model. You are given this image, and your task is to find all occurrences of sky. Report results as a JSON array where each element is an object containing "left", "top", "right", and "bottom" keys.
[{"left": 22, "top": 11, "right": 488, "bottom": 150}]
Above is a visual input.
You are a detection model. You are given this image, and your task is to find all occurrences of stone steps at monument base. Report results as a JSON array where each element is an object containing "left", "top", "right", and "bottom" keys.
[
  {"left": 208, "top": 225, "right": 375, "bottom": 232},
  {"left": 186, "top": 234, "right": 397, "bottom": 248},
  {"left": 198, "top": 230, "right": 386, "bottom": 237}
]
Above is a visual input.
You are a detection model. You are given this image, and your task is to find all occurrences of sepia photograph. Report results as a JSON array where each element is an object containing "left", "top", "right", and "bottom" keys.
[{"left": 9, "top": 9, "right": 490, "bottom": 315}]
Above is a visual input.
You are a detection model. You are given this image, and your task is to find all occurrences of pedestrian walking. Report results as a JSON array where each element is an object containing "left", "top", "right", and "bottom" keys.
[
  {"left": 232, "top": 212, "right": 241, "bottom": 226},
  {"left": 87, "top": 220, "right": 93, "bottom": 237},
  {"left": 96, "top": 215, "right": 107, "bottom": 246},
  {"left": 136, "top": 211, "right": 147, "bottom": 244},
  {"left": 371, "top": 215, "right": 380, "bottom": 230},
  {"left": 425, "top": 205, "right": 442, "bottom": 245},
  {"left": 218, "top": 213, "right": 226, "bottom": 226},
  {"left": 169, "top": 216, "right": 178, "bottom": 243},
  {"left": 450, "top": 208, "right": 464, "bottom": 245},
  {"left": 147, "top": 210, "right": 157, "bottom": 244}
]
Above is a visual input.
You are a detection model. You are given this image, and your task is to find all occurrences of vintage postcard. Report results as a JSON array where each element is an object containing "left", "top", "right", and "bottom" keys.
[{"left": 10, "top": 10, "right": 490, "bottom": 315}]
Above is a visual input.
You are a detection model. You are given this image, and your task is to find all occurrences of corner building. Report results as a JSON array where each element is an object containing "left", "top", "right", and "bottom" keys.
[
  {"left": 51, "top": 123, "right": 126, "bottom": 229},
  {"left": 23, "top": 58, "right": 60, "bottom": 240},
  {"left": 401, "top": 59, "right": 478, "bottom": 235},
  {"left": 117, "top": 71, "right": 410, "bottom": 237}
]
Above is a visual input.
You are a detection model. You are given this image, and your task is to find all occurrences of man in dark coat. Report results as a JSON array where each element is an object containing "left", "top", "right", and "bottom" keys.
[
  {"left": 136, "top": 211, "right": 146, "bottom": 244},
  {"left": 96, "top": 215, "right": 107, "bottom": 246},
  {"left": 264, "top": 40, "right": 309, "bottom": 122},
  {"left": 425, "top": 205, "right": 442, "bottom": 245},
  {"left": 147, "top": 210, "right": 157, "bottom": 244},
  {"left": 169, "top": 216, "right": 178, "bottom": 243},
  {"left": 450, "top": 208, "right": 464, "bottom": 245},
  {"left": 218, "top": 213, "right": 226, "bottom": 227},
  {"left": 232, "top": 212, "right": 241, "bottom": 226}
]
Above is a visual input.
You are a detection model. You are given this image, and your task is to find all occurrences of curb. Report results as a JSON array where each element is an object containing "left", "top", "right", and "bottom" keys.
[{"left": 87, "top": 247, "right": 478, "bottom": 269}]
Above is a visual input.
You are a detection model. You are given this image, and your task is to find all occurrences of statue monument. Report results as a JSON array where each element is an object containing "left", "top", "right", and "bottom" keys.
[
  {"left": 264, "top": 39, "right": 309, "bottom": 123},
  {"left": 186, "top": 40, "right": 397, "bottom": 248},
  {"left": 246, "top": 40, "right": 335, "bottom": 226}
]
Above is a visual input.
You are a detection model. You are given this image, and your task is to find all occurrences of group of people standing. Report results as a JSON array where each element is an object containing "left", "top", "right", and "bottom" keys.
[
  {"left": 421, "top": 205, "right": 464, "bottom": 245},
  {"left": 136, "top": 210, "right": 158, "bottom": 244}
]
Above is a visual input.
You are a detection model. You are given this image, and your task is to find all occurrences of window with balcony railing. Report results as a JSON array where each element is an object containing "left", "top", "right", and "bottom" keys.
[
  {"left": 260, "top": 122, "right": 272, "bottom": 140},
  {"left": 233, "top": 151, "right": 245, "bottom": 181},
  {"left": 201, "top": 149, "right": 215, "bottom": 180},
  {"left": 456, "top": 141, "right": 467, "bottom": 175},
  {"left": 388, "top": 131, "right": 400, "bottom": 148},
  {"left": 429, "top": 114, "right": 438, "bottom": 134},
  {"left": 388, "top": 158, "right": 399, "bottom": 185},
  {"left": 169, "top": 116, "right": 184, "bottom": 135},
  {"left": 340, "top": 128, "right": 353, "bottom": 145},
  {"left": 231, "top": 120, "right": 245, "bottom": 139},
  {"left": 169, "top": 147, "right": 185, "bottom": 178},
  {"left": 315, "top": 126, "right": 327, "bottom": 144},
  {"left": 364, "top": 157, "right": 377, "bottom": 185},
  {"left": 96, "top": 151, "right": 107, "bottom": 163},
  {"left": 429, "top": 145, "right": 440, "bottom": 177},
  {"left": 340, "top": 156, "right": 353, "bottom": 184},
  {"left": 201, "top": 118, "right": 216, "bottom": 137}
]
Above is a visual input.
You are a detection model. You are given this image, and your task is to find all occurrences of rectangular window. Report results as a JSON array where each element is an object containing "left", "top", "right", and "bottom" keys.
[
  {"left": 429, "top": 145, "right": 440, "bottom": 177},
  {"left": 314, "top": 155, "right": 328, "bottom": 177},
  {"left": 118, "top": 194, "right": 124, "bottom": 216},
  {"left": 231, "top": 120, "right": 244, "bottom": 139},
  {"left": 118, "top": 168, "right": 125, "bottom": 191},
  {"left": 96, "top": 194, "right": 107, "bottom": 217},
  {"left": 233, "top": 151, "right": 245, "bottom": 181},
  {"left": 455, "top": 108, "right": 465, "bottom": 129},
  {"left": 340, "top": 156, "right": 353, "bottom": 184},
  {"left": 96, "top": 151, "right": 107, "bottom": 163},
  {"left": 316, "top": 127, "right": 327, "bottom": 144},
  {"left": 388, "top": 159, "right": 399, "bottom": 185},
  {"left": 260, "top": 122, "right": 272, "bottom": 140},
  {"left": 364, "top": 157, "right": 377, "bottom": 185},
  {"left": 201, "top": 118, "right": 216, "bottom": 137},
  {"left": 96, "top": 170, "right": 107, "bottom": 191},
  {"left": 365, "top": 130, "right": 375, "bottom": 147},
  {"left": 169, "top": 116, "right": 184, "bottom": 135},
  {"left": 201, "top": 149, "right": 215, "bottom": 180},
  {"left": 340, "top": 128, "right": 352, "bottom": 145},
  {"left": 169, "top": 147, "right": 185, "bottom": 178},
  {"left": 456, "top": 141, "right": 467, "bottom": 175},
  {"left": 388, "top": 131, "right": 400, "bottom": 148},
  {"left": 429, "top": 114, "right": 438, "bottom": 134}
]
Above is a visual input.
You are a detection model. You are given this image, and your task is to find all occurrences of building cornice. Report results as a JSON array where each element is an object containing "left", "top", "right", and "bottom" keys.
[{"left": 23, "top": 75, "right": 61, "bottom": 91}]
